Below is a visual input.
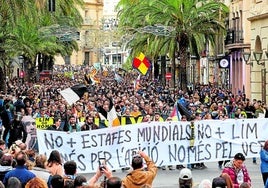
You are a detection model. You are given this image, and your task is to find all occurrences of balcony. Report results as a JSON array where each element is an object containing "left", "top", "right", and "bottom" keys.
[{"left": 225, "top": 29, "right": 248, "bottom": 50}]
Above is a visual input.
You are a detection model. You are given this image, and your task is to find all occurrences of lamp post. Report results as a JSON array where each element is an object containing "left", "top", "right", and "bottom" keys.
[{"left": 242, "top": 49, "right": 268, "bottom": 104}]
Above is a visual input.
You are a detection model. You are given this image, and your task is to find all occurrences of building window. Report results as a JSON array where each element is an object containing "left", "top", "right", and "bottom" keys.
[
  {"left": 104, "top": 56, "right": 109, "bottom": 64},
  {"left": 85, "top": 52, "right": 90, "bottom": 65},
  {"left": 112, "top": 54, "right": 121, "bottom": 64},
  {"left": 85, "top": 31, "right": 89, "bottom": 46},
  {"left": 64, "top": 56, "right": 70, "bottom": 65}
]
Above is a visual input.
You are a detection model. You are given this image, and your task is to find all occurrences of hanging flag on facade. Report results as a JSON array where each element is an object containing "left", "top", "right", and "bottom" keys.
[{"left": 132, "top": 52, "right": 151, "bottom": 75}]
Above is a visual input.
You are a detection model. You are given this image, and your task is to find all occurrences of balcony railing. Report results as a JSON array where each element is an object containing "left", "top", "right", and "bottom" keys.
[{"left": 225, "top": 29, "right": 244, "bottom": 45}]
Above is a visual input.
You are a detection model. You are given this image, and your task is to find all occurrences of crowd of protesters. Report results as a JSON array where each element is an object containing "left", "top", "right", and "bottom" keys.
[{"left": 0, "top": 64, "right": 266, "bottom": 187}]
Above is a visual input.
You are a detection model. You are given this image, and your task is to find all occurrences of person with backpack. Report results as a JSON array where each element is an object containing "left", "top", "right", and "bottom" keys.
[{"left": 63, "top": 160, "right": 77, "bottom": 184}]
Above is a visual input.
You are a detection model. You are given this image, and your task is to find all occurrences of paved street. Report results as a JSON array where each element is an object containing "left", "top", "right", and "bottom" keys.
[{"left": 82, "top": 158, "right": 263, "bottom": 188}]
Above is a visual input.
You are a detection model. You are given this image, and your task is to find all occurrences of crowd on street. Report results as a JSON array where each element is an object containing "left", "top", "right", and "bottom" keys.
[{"left": 0, "top": 65, "right": 267, "bottom": 187}]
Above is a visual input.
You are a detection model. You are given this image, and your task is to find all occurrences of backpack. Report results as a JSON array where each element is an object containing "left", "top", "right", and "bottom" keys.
[{"left": 63, "top": 175, "right": 75, "bottom": 187}]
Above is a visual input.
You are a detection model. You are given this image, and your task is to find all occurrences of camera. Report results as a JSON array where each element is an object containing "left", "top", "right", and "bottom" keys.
[{"left": 98, "top": 158, "right": 106, "bottom": 172}]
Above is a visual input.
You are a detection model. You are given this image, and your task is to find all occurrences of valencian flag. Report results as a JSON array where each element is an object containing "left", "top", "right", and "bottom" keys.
[{"left": 132, "top": 52, "right": 151, "bottom": 75}]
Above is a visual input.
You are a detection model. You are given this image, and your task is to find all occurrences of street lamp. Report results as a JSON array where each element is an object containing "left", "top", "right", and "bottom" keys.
[
  {"left": 242, "top": 50, "right": 267, "bottom": 66},
  {"left": 242, "top": 51, "right": 252, "bottom": 66}
]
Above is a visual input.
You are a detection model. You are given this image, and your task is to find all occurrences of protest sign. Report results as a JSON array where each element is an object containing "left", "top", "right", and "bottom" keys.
[
  {"left": 37, "top": 118, "right": 268, "bottom": 173},
  {"left": 36, "top": 117, "right": 54, "bottom": 129}
]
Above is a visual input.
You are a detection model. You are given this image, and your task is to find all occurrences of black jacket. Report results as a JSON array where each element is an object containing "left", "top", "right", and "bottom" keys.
[{"left": 8, "top": 120, "right": 27, "bottom": 147}]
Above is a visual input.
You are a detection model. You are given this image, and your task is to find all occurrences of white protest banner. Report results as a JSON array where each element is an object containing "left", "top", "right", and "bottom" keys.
[{"left": 37, "top": 118, "right": 268, "bottom": 173}]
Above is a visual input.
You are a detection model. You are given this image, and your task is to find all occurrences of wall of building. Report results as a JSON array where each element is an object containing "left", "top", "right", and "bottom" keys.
[
  {"left": 55, "top": 0, "right": 104, "bottom": 66},
  {"left": 247, "top": 0, "right": 268, "bottom": 102}
]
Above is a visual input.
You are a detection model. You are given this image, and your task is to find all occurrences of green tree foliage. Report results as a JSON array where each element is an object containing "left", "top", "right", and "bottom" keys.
[
  {"left": 117, "top": 0, "right": 229, "bottom": 90},
  {"left": 0, "top": 0, "right": 84, "bottom": 86}
]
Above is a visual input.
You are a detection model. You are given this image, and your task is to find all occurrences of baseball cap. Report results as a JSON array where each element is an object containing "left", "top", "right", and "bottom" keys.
[{"left": 179, "top": 168, "right": 192, "bottom": 180}]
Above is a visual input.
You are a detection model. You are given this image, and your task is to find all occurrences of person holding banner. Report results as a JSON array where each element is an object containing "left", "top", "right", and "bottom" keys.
[
  {"left": 47, "top": 117, "right": 63, "bottom": 131},
  {"left": 142, "top": 114, "right": 152, "bottom": 123},
  {"left": 152, "top": 111, "right": 164, "bottom": 122},
  {"left": 192, "top": 112, "right": 207, "bottom": 170},
  {"left": 64, "top": 115, "right": 81, "bottom": 132},
  {"left": 81, "top": 115, "right": 98, "bottom": 131},
  {"left": 130, "top": 104, "right": 142, "bottom": 118}
]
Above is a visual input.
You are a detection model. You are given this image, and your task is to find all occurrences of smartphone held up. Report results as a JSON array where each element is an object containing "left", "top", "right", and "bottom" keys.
[{"left": 98, "top": 158, "right": 106, "bottom": 172}]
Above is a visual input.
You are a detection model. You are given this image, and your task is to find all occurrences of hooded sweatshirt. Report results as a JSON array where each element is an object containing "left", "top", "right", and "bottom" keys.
[{"left": 122, "top": 155, "right": 157, "bottom": 188}]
